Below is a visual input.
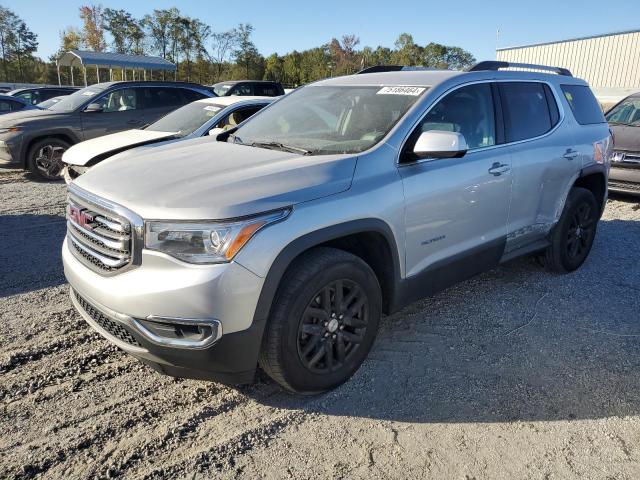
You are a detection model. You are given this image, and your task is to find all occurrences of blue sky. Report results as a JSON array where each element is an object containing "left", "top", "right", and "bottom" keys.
[{"left": 5, "top": 0, "right": 640, "bottom": 62}]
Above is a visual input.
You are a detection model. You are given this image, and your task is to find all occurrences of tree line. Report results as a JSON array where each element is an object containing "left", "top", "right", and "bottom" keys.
[{"left": 0, "top": 4, "right": 476, "bottom": 86}]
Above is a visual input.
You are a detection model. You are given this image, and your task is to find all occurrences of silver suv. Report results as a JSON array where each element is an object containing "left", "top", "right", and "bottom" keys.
[{"left": 63, "top": 61, "right": 612, "bottom": 394}]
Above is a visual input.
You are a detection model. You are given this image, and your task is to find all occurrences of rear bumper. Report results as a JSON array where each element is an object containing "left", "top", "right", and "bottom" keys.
[{"left": 609, "top": 165, "right": 640, "bottom": 195}]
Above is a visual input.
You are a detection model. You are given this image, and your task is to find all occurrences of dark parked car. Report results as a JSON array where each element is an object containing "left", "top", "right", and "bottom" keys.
[
  {"left": 606, "top": 92, "right": 640, "bottom": 195},
  {"left": 7, "top": 86, "right": 79, "bottom": 105},
  {"left": 0, "top": 81, "right": 214, "bottom": 180},
  {"left": 212, "top": 80, "right": 284, "bottom": 97},
  {"left": 0, "top": 94, "right": 34, "bottom": 115}
]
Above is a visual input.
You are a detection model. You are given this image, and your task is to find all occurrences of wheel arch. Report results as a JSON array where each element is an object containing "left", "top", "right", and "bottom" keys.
[
  {"left": 21, "top": 132, "right": 78, "bottom": 168},
  {"left": 252, "top": 219, "right": 403, "bottom": 332},
  {"left": 573, "top": 164, "right": 607, "bottom": 215}
]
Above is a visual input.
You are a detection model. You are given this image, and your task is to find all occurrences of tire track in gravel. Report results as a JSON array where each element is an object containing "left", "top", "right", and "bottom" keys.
[
  {"left": 142, "top": 410, "right": 310, "bottom": 480},
  {"left": 0, "top": 331, "right": 98, "bottom": 373},
  {"left": 91, "top": 394, "right": 251, "bottom": 479},
  {"left": 1, "top": 341, "right": 121, "bottom": 401}
]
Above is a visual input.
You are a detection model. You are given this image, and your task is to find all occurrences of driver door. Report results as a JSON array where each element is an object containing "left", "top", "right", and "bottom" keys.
[
  {"left": 399, "top": 82, "right": 512, "bottom": 285},
  {"left": 80, "top": 88, "right": 144, "bottom": 140}
]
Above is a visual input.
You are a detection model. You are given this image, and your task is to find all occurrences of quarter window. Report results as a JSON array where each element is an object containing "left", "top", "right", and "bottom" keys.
[
  {"left": 412, "top": 83, "right": 496, "bottom": 151},
  {"left": 562, "top": 85, "right": 605, "bottom": 125},
  {"left": 499, "top": 82, "right": 557, "bottom": 142}
]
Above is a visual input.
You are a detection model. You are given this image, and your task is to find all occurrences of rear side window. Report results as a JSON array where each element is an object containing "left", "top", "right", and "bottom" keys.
[
  {"left": 254, "top": 84, "right": 279, "bottom": 96},
  {"left": 561, "top": 85, "right": 605, "bottom": 125},
  {"left": 231, "top": 84, "right": 252, "bottom": 96},
  {"left": 141, "top": 87, "right": 183, "bottom": 109},
  {"left": 499, "top": 82, "right": 557, "bottom": 142}
]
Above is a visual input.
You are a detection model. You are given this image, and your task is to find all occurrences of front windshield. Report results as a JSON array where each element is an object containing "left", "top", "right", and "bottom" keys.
[
  {"left": 48, "top": 85, "right": 106, "bottom": 112},
  {"left": 213, "top": 83, "right": 233, "bottom": 96},
  {"left": 147, "top": 102, "right": 224, "bottom": 137},
  {"left": 606, "top": 95, "right": 640, "bottom": 126},
  {"left": 231, "top": 85, "right": 427, "bottom": 155},
  {"left": 38, "top": 97, "right": 62, "bottom": 109}
]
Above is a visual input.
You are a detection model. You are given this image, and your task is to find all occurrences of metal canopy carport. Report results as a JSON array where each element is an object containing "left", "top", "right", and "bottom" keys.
[{"left": 57, "top": 50, "right": 177, "bottom": 86}]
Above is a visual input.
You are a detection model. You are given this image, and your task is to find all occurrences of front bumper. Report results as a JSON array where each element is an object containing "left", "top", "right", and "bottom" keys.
[
  {"left": 609, "top": 165, "right": 640, "bottom": 195},
  {"left": 0, "top": 137, "right": 20, "bottom": 167},
  {"left": 63, "top": 238, "right": 267, "bottom": 384}
]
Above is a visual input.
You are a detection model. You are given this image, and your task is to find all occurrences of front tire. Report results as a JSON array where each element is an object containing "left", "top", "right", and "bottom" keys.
[
  {"left": 543, "top": 187, "right": 599, "bottom": 273},
  {"left": 27, "top": 138, "right": 70, "bottom": 181},
  {"left": 259, "top": 247, "right": 381, "bottom": 394}
]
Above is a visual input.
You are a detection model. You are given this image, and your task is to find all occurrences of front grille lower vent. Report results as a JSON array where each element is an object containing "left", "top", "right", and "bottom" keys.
[{"left": 74, "top": 290, "right": 142, "bottom": 347}]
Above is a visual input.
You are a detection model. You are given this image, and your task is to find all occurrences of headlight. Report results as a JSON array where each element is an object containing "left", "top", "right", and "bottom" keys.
[
  {"left": 145, "top": 209, "right": 290, "bottom": 264},
  {"left": 0, "top": 126, "right": 23, "bottom": 134}
]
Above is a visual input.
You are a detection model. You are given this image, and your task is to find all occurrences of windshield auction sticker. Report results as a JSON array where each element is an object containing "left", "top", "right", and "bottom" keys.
[{"left": 377, "top": 86, "right": 425, "bottom": 96}]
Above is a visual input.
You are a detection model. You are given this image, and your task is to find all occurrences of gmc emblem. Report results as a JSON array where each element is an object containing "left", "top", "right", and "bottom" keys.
[{"left": 69, "top": 205, "right": 94, "bottom": 230}]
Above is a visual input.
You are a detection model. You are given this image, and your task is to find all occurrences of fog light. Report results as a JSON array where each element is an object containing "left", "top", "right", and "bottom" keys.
[{"left": 133, "top": 316, "right": 222, "bottom": 349}]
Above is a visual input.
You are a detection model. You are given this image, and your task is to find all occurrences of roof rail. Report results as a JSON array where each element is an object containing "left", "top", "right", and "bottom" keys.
[
  {"left": 356, "top": 65, "right": 434, "bottom": 74},
  {"left": 467, "top": 61, "right": 573, "bottom": 77}
]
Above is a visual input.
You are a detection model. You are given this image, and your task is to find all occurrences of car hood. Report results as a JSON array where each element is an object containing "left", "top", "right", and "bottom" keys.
[
  {"left": 610, "top": 124, "right": 640, "bottom": 153},
  {"left": 0, "top": 107, "right": 66, "bottom": 125},
  {"left": 63, "top": 129, "right": 179, "bottom": 166},
  {"left": 73, "top": 137, "right": 357, "bottom": 220}
]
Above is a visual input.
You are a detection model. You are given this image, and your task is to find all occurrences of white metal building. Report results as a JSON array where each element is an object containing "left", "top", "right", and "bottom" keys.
[{"left": 497, "top": 29, "right": 640, "bottom": 102}]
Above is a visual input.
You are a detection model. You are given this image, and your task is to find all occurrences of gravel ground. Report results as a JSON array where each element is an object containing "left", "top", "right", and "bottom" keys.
[{"left": 1, "top": 168, "right": 640, "bottom": 479}]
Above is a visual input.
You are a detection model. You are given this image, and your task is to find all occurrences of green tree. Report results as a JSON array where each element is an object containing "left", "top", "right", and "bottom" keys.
[
  {"left": 392, "top": 33, "right": 421, "bottom": 65},
  {"left": 103, "top": 8, "right": 144, "bottom": 55},
  {"left": 143, "top": 9, "right": 174, "bottom": 60},
  {"left": 13, "top": 21, "right": 38, "bottom": 80},
  {"left": 233, "top": 23, "right": 260, "bottom": 78},
  {"left": 263, "top": 52, "right": 283, "bottom": 82},
  {"left": 211, "top": 28, "right": 238, "bottom": 82},
  {"left": 0, "top": 7, "right": 19, "bottom": 81}
]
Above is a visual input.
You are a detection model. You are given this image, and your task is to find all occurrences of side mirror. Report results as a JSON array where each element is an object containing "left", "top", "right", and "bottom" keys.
[
  {"left": 208, "top": 127, "right": 224, "bottom": 137},
  {"left": 84, "top": 103, "right": 103, "bottom": 113},
  {"left": 413, "top": 130, "right": 468, "bottom": 159}
]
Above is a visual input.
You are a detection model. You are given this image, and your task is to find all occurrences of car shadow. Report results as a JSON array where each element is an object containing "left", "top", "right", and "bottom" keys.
[
  {"left": 240, "top": 218, "right": 640, "bottom": 424},
  {"left": 0, "top": 214, "right": 67, "bottom": 298}
]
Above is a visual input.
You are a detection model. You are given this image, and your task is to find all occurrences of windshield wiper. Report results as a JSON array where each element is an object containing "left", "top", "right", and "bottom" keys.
[{"left": 250, "top": 141, "right": 312, "bottom": 155}]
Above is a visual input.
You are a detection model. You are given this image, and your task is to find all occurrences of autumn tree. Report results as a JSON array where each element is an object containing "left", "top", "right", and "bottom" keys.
[{"left": 79, "top": 4, "right": 106, "bottom": 51}]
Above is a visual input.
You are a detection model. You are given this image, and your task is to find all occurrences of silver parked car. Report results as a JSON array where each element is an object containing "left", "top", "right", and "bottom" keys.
[{"left": 62, "top": 61, "right": 611, "bottom": 393}]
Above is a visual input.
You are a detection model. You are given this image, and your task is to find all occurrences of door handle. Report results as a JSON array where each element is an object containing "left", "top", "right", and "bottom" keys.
[
  {"left": 126, "top": 119, "right": 141, "bottom": 125},
  {"left": 563, "top": 149, "right": 579, "bottom": 160},
  {"left": 488, "top": 162, "right": 510, "bottom": 176}
]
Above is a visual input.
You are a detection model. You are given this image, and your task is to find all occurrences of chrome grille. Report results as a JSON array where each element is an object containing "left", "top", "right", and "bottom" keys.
[
  {"left": 66, "top": 187, "right": 136, "bottom": 274},
  {"left": 74, "top": 290, "right": 142, "bottom": 347}
]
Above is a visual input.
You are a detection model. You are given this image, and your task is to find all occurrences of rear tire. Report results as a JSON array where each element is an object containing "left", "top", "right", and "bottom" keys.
[
  {"left": 27, "top": 138, "right": 70, "bottom": 181},
  {"left": 259, "top": 247, "right": 381, "bottom": 394},
  {"left": 543, "top": 187, "right": 599, "bottom": 273}
]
